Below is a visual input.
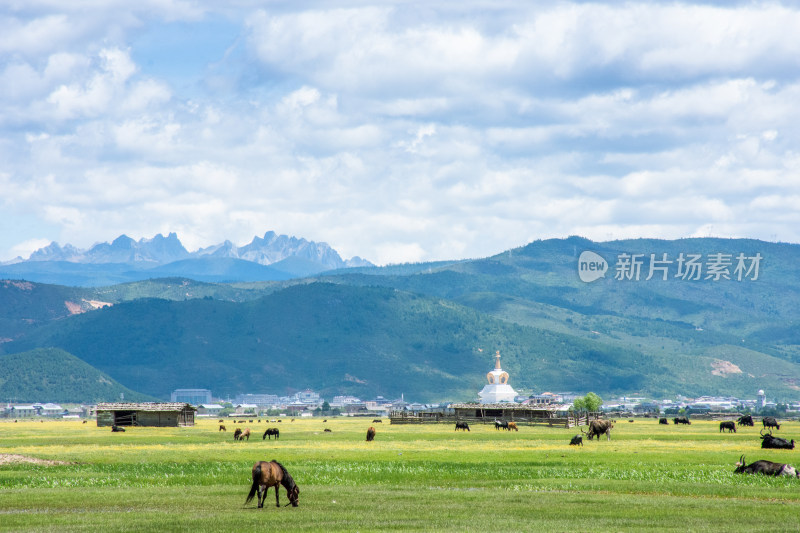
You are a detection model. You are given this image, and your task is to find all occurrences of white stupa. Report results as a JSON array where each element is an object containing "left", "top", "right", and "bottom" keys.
[{"left": 478, "top": 350, "right": 518, "bottom": 404}]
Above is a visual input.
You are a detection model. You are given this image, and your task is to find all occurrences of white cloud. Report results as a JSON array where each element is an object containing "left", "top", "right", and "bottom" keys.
[
  {"left": 46, "top": 47, "right": 137, "bottom": 120},
  {"left": 3, "top": 2, "right": 800, "bottom": 263}
]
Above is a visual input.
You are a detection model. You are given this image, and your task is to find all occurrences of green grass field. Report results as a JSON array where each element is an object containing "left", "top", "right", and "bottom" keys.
[{"left": 1, "top": 417, "right": 799, "bottom": 532}]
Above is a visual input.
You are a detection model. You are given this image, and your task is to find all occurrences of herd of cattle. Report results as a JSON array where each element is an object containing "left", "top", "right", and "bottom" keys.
[
  {"left": 106, "top": 413, "right": 797, "bottom": 479},
  {"left": 456, "top": 415, "right": 798, "bottom": 478}
]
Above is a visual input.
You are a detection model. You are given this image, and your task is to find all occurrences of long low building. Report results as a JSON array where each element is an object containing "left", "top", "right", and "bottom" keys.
[{"left": 96, "top": 402, "right": 196, "bottom": 427}]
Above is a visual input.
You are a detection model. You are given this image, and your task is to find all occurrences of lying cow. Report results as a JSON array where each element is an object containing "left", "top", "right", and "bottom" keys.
[
  {"left": 111, "top": 425, "right": 125, "bottom": 432},
  {"left": 569, "top": 435, "right": 583, "bottom": 446},
  {"left": 673, "top": 416, "right": 691, "bottom": 425},
  {"left": 454, "top": 421, "right": 470, "bottom": 431},
  {"left": 735, "top": 455, "right": 798, "bottom": 477},
  {"left": 582, "top": 419, "right": 614, "bottom": 441},
  {"left": 761, "top": 429, "right": 795, "bottom": 450},
  {"left": 719, "top": 421, "right": 736, "bottom": 433}
]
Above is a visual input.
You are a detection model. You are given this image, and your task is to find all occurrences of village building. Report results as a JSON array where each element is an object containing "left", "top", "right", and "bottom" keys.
[
  {"left": 36, "top": 403, "right": 65, "bottom": 417},
  {"left": 233, "top": 403, "right": 259, "bottom": 416},
  {"left": 234, "top": 394, "right": 279, "bottom": 407},
  {"left": 170, "top": 389, "right": 212, "bottom": 405},
  {"left": 4, "top": 405, "right": 38, "bottom": 418},
  {"left": 96, "top": 402, "right": 196, "bottom": 427},
  {"left": 196, "top": 404, "right": 224, "bottom": 416}
]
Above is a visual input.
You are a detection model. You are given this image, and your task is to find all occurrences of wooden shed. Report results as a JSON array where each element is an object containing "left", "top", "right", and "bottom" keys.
[{"left": 96, "top": 402, "right": 196, "bottom": 427}]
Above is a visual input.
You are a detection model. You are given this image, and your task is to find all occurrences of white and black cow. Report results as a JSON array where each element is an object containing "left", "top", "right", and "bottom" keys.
[{"left": 735, "top": 455, "right": 799, "bottom": 477}]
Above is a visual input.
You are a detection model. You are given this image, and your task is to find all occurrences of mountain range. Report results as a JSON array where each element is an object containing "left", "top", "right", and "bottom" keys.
[
  {"left": 1, "top": 235, "right": 799, "bottom": 404},
  {"left": 0, "top": 231, "right": 372, "bottom": 286}
]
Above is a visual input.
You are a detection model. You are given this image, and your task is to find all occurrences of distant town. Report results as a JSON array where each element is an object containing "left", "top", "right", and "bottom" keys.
[{"left": 4, "top": 387, "right": 799, "bottom": 420}]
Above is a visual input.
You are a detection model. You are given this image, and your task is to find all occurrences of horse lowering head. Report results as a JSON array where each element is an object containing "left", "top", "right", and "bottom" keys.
[
  {"left": 280, "top": 467, "right": 300, "bottom": 507},
  {"left": 246, "top": 460, "right": 300, "bottom": 509}
]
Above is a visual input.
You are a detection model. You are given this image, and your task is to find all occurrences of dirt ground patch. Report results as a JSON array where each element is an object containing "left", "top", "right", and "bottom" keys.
[
  {"left": 0, "top": 454, "right": 73, "bottom": 466},
  {"left": 711, "top": 359, "right": 742, "bottom": 376}
]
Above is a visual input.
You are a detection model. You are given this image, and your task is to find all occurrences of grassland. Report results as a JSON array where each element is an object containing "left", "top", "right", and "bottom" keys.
[{"left": 1, "top": 417, "right": 799, "bottom": 532}]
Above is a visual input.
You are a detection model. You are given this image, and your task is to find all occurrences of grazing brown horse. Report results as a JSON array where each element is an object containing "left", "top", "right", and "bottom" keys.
[
  {"left": 245, "top": 460, "right": 300, "bottom": 508},
  {"left": 263, "top": 428, "right": 279, "bottom": 440},
  {"left": 234, "top": 428, "right": 251, "bottom": 441},
  {"left": 366, "top": 426, "right": 376, "bottom": 441}
]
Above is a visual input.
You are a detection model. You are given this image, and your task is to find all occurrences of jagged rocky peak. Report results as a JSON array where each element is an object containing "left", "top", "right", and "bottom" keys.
[
  {"left": 195, "top": 240, "right": 238, "bottom": 258},
  {"left": 23, "top": 231, "right": 373, "bottom": 270},
  {"left": 238, "top": 231, "right": 347, "bottom": 269},
  {"left": 28, "top": 242, "right": 82, "bottom": 262}
]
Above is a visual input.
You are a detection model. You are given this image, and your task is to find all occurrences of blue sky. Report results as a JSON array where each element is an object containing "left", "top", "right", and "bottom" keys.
[{"left": 1, "top": 1, "right": 799, "bottom": 264}]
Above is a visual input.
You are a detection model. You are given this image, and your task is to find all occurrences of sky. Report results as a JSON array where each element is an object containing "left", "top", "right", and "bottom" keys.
[{"left": 1, "top": 1, "right": 799, "bottom": 265}]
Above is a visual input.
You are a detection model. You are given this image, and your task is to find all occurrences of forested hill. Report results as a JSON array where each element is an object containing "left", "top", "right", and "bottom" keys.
[
  {"left": 0, "top": 348, "right": 155, "bottom": 403},
  {"left": 2, "top": 236, "right": 799, "bottom": 402},
  {"left": 4, "top": 283, "right": 656, "bottom": 402}
]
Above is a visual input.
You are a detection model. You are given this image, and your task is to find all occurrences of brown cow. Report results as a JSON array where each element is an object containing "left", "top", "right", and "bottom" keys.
[
  {"left": 507, "top": 422, "right": 519, "bottom": 431},
  {"left": 234, "top": 428, "right": 251, "bottom": 441},
  {"left": 219, "top": 424, "right": 227, "bottom": 432},
  {"left": 582, "top": 420, "right": 614, "bottom": 441},
  {"left": 366, "top": 426, "right": 376, "bottom": 441}
]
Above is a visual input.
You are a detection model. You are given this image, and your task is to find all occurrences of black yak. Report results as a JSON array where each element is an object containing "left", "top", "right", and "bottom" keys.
[{"left": 735, "top": 455, "right": 798, "bottom": 477}]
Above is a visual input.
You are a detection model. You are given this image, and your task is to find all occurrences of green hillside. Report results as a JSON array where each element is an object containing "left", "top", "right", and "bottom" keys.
[
  {"left": 0, "top": 348, "right": 155, "bottom": 403},
  {"left": 5, "top": 283, "right": 662, "bottom": 402},
  {"left": 322, "top": 237, "right": 800, "bottom": 398},
  {"left": 2, "top": 237, "right": 799, "bottom": 402},
  {"left": 0, "top": 280, "right": 96, "bottom": 341},
  {"left": 0, "top": 277, "right": 282, "bottom": 342}
]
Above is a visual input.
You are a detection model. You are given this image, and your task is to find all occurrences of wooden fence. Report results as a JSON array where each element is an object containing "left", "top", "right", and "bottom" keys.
[{"left": 390, "top": 410, "right": 601, "bottom": 428}]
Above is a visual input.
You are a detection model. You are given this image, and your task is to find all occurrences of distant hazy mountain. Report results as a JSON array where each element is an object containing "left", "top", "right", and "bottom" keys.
[
  {"left": 195, "top": 231, "right": 372, "bottom": 270},
  {"left": 29, "top": 233, "right": 191, "bottom": 264},
  {"left": 1, "top": 231, "right": 373, "bottom": 286}
]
